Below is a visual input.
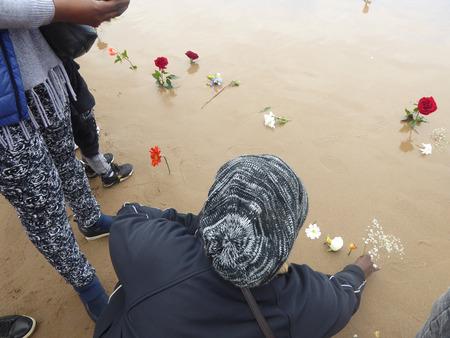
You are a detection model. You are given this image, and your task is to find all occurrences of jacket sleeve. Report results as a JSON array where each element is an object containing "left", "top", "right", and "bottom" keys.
[
  {"left": 323, "top": 265, "right": 367, "bottom": 336},
  {"left": 289, "top": 264, "right": 366, "bottom": 337},
  {"left": 0, "top": 0, "right": 55, "bottom": 29},
  {"left": 117, "top": 203, "right": 199, "bottom": 234}
]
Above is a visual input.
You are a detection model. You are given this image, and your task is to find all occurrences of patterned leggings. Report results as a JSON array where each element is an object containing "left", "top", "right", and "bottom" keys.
[{"left": 0, "top": 84, "right": 100, "bottom": 288}]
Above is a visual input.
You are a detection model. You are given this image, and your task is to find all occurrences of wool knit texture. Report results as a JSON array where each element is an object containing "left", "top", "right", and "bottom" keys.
[{"left": 200, "top": 155, "right": 308, "bottom": 288}]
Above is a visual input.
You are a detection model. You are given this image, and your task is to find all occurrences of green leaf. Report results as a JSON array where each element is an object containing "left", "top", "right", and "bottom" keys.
[
  {"left": 114, "top": 56, "right": 122, "bottom": 63},
  {"left": 152, "top": 71, "right": 161, "bottom": 80},
  {"left": 122, "top": 50, "right": 128, "bottom": 58},
  {"left": 166, "top": 79, "right": 172, "bottom": 87},
  {"left": 413, "top": 107, "right": 419, "bottom": 112},
  {"left": 260, "top": 107, "right": 272, "bottom": 113},
  {"left": 276, "top": 116, "right": 291, "bottom": 125}
]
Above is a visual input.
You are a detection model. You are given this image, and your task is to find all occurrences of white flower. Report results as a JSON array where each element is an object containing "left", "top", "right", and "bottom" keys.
[
  {"left": 305, "top": 223, "right": 321, "bottom": 240},
  {"left": 419, "top": 143, "right": 433, "bottom": 155},
  {"left": 264, "top": 112, "right": 276, "bottom": 129},
  {"left": 329, "top": 236, "right": 344, "bottom": 252}
]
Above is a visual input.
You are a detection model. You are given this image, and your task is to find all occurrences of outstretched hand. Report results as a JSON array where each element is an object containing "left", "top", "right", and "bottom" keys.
[
  {"left": 354, "top": 254, "right": 380, "bottom": 279},
  {"left": 53, "top": 0, "right": 130, "bottom": 27}
]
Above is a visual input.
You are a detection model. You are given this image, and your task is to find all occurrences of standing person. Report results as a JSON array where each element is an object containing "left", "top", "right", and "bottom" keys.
[
  {"left": 0, "top": 0, "right": 129, "bottom": 321},
  {"left": 95, "top": 155, "right": 378, "bottom": 338},
  {"left": 0, "top": 314, "right": 36, "bottom": 338},
  {"left": 64, "top": 59, "right": 134, "bottom": 188}
]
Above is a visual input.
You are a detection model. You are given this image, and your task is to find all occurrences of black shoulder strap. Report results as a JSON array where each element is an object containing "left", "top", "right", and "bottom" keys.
[{"left": 241, "top": 287, "right": 276, "bottom": 338}]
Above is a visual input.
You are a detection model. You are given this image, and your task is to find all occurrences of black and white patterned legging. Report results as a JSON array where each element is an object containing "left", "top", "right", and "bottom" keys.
[{"left": 0, "top": 84, "right": 100, "bottom": 288}]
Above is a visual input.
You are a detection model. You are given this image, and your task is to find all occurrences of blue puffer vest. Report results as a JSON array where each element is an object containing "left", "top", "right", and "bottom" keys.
[{"left": 0, "top": 30, "right": 29, "bottom": 127}]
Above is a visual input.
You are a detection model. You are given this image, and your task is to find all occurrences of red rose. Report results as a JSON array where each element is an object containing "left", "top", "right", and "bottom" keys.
[
  {"left": 154, "top": 57, "right": 168, "bottom": 70},
  {"left": 185, "top": 50, "right": 199, "bottom": 61},
  {"left": 417, "top": 96, "right": 437, "bottom": 115}
]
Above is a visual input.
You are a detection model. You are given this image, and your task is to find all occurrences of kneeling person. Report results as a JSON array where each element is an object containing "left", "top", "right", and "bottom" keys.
[{"left": 95, "top": 155, "right": 377, "bottom": 338}]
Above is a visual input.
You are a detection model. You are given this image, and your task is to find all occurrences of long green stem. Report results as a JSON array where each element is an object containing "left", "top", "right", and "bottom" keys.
[
  {"left": 163, "top": 156, "right": 171, "bottom": 175},
  {"left": 125, "top": 57, "right": 137, "bottom": 70}
]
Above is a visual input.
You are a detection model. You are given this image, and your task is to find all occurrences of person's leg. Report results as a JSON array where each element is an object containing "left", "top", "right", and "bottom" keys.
[
  {"left": 71, "top": 107, "right": 101, "bottom": 160},
  {"left": 0, "top": 121, "right": 94, "bottom": 286},
  {"left": 73, "top": 107, "right": 134, "bottom": 188},
  {"left": 28, "top": 85, "right": 112, "bottom": 240},
  {"left": 0, "top": 314, "right": 36, "bottom": 338},
  {"left": 64, "top": 59, "right": 134, "bottom": 188},
  {"left": 0, "top": 121, "right": 106, "bottom": 320},
  {"left": 71, "top": 107, "right": 112, "bottom": 177}
]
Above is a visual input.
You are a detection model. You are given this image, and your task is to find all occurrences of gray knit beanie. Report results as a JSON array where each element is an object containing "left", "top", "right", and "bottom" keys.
[{"left": 199, "top": 155, "right": 308, "bottom": 288}]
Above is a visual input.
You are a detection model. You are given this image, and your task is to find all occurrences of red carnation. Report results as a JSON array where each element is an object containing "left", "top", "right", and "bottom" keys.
[
  {"left": 154, "top": 57, "right": 168, "bottom": 70},
  {"left": 185, "top": 50, "right": 199, "bottom": 61},
  {"left": 417, "top": 96, "right": 437, "bottom": 116},
  {"left": 149, "top": 146, "right": 162, "bottom": 167}
]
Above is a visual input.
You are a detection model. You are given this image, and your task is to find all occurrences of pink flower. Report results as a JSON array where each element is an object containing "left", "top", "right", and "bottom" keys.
[{"left": 108, "top": 48, "right": 118, "bottom": 56}]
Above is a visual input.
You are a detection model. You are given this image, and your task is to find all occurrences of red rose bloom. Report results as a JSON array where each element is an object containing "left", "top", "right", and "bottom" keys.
[
  {"left": 418, "top": 96, "right": 437, "bottom": 116},
  {"left": 154, "top": 57, "right": 168, "bottom": 70},
  {"left": 150, "top": 146, "right": 162, "bottom": 167},
  {"left": 185, "top": 50, "right": 199, "bottom": 61}
]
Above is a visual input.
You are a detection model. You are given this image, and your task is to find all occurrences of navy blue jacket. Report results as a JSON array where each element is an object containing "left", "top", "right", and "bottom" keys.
[
  {"left": 95, "top": 203, "right": 366, "bottom": 338},
  {"left": 0, "top": 30, "right": 29, "bottom": 127}
]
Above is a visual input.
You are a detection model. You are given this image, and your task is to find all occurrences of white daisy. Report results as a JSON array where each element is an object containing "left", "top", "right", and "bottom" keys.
[
  {"left": 419, "top": 143, "right": 432, "bottom": 155},
  {"left": 264, "top": 112, "right": 276, "bottom": 129},
  {"left": 305, "top": 223, "right": 321, "bottom": 240}
]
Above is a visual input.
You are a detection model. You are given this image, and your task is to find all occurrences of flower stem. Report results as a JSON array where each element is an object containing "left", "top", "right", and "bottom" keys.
[
  {"left": 125, "top": 57, "right": 137, "bottom": 70},
  {"left": 163, "top": 156, "right": 171, "bottom": 175},
  {"left": 160, "top": 70, "right": 166, "bottom": 86},
  {"left": 201, "top": 84, "right": 229, "bottom": 109}
]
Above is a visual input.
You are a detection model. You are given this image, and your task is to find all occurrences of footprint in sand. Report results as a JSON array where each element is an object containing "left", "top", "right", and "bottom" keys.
[{"left": 319, "top": 155, "right": 347, "bottom": 172}]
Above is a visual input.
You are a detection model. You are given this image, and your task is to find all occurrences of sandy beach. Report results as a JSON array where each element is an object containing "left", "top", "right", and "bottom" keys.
[{"left": 1, "top": 0, "right": 450, "bottom": 337}]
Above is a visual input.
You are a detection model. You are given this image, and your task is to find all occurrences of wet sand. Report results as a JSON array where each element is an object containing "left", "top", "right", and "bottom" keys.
[{"left": 1, "top": 0, "right": 450, "bottom": 337}]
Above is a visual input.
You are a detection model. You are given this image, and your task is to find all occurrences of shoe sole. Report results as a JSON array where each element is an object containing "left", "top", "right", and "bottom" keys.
[
  {"left": 102, "top": 168, "right": 134, "bottom": 188},
  {"left": 23, "top": 316, "right": 37, "bottom": 338},
  {"left": 84, "top": 232, "right": 110, "bottom": 241}
]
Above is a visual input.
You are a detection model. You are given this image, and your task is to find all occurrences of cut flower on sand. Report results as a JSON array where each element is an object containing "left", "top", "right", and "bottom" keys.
[
  {"left": 305, "top": 223, "right": 321, "bottom": 240},
  {"left": 325, "top": 236, "right": 344, "bottom": 252},
  {"left": 419, "top": 143, "right": 432, "bottom": 155},
  {"left": 149, "top": 146, "right": 171, "bottom": 174},
  {"left": 261, "top": 107, "right": 290, "bottom": 129}
]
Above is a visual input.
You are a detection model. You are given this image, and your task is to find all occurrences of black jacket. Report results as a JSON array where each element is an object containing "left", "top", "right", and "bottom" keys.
[{"left": 95, "top": 203, "right": 366, "bottom": 338}]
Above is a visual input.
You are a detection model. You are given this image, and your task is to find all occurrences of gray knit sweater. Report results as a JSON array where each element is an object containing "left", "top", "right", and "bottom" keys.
[
  {"left": 0, "top": 0, "right": 76, "bottom": 141},
  {"left": 0, "top": 0, "right": 63, "bottom": 90}
]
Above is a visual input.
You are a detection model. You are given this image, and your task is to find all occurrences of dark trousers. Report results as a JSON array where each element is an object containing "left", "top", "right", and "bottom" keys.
[{"left": 64, "top": 59, "right": 99, "bottom": 158}]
